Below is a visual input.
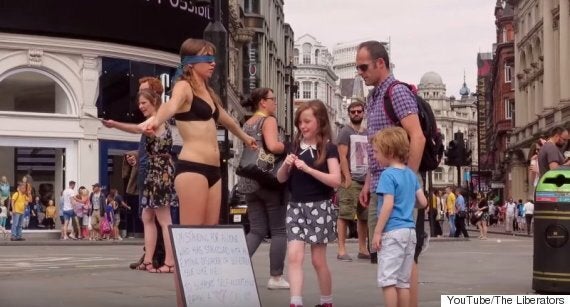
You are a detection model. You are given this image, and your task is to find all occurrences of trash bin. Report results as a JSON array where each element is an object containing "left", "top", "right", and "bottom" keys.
[{"left": 533, "top": 167, "right": 570, "bottom": 293}]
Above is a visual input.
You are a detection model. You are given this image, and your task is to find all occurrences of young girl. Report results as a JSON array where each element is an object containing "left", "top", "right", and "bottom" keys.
[{"left": 276, "top": 100, "right": 341, "bottom": 307}]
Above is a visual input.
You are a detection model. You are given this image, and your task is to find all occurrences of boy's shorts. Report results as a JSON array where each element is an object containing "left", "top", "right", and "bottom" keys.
[{"left": 377, "top": 228, "right": 416, "bottom": 288}]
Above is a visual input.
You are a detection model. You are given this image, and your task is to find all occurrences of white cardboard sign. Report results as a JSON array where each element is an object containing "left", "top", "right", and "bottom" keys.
[{"left": 169, "top": 225, "right": 261, "bottom": 307}]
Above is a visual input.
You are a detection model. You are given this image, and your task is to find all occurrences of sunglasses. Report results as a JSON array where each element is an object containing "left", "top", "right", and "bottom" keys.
[
  {"left": 356, "top": 62, "right": 374, "bottom": 72},
  {"left": 350, "top": 110, "right": 363, "bottom": 115}
]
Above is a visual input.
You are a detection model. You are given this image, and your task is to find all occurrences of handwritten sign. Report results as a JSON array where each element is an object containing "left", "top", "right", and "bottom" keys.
[{"left": 169, "top": 225, "right": 261, "bottom": 307}]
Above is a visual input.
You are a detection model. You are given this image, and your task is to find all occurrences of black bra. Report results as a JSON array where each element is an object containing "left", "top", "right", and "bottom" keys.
[{"left": 174, "top": 95, "right": 219, "bottom": 122}]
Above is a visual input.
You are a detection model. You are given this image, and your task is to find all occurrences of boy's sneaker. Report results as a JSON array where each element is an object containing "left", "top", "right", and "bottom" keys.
[{"left": 267, "top": 276, "right": 289, "bottom": 289}]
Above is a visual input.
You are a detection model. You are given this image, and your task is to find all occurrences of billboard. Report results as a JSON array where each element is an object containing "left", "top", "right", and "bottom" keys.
[{"left": 0, "top": 0, "right": 229, "bottom": 53}]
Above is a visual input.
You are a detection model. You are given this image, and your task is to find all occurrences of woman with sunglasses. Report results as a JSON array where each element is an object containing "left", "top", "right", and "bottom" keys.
[{"left": 238, "top": 87, "right": 290, "bottom": 290}]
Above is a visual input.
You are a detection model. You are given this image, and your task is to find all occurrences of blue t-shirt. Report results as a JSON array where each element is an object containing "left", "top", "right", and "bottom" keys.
[
  {"left": 376, "top": 166, "right": 420, "bottom": 233},
  {"left": 456, "top": 195, "right": 466, "bottom": 212}
]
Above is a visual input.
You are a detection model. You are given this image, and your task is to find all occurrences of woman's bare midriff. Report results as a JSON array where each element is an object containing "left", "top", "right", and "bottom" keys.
[{"left": 176, "top": 120, "right": 220, "bottom": 166}]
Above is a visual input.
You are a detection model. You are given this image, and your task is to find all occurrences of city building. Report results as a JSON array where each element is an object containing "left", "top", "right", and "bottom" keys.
[
  {"left": 292, "top": 34, "right": 341, "bottom": 134},
  {"left": 417, "top": 72, "right": 478, "bottom": 190},
  {"left": 507, "top": 0, "right": 570, "bottom": 201},
  {"left": 489, "top": 0, "right": 515, "bottom": 200},
  {"left": 233, "top": 0, "right": 294, "bottom": 187},
  {"left": 338, "top": 76, "right": 366, "bottom": 127}
]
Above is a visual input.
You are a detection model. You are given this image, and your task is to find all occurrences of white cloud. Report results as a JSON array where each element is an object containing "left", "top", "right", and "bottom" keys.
[{"left": 284, "top": 0, "right": 496, "bottom": 97}]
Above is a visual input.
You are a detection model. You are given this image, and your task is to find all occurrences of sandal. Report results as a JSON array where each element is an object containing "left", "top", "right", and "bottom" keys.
[
  {"left": 136, "top": 262, "right": 154, "bottom": 271},
  {"left": 149, "top": 264, "right": 175, "bottom": 273}
]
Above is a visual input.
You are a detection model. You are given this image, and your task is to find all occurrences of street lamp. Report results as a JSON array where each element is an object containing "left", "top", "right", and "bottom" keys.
[{"left": 204, "top": 0, "right": 230, "bottom": 224}]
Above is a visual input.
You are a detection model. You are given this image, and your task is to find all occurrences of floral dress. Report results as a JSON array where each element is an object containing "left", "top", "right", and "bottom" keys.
[{"left": 141, "top": 123, "right": 178, "bottom": 209}]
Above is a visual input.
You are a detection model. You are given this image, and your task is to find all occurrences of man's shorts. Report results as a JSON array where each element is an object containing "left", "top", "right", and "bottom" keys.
[
  {"left": 91, "top": 212, "right": 101, "bottom": 230},
  {"left": 63, "top": 210, "right": 74, "bottom": 222},
  {"left": 338, "top": 180, "right": 368, "bottom": 221},
  {"left": 113, "top": 213, "right": 121, "bottom": 227},
  {"left": 377, "top": 228, "right": 416, "bottom": 288}
]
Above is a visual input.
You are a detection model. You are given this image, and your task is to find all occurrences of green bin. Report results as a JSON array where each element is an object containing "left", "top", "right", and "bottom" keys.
[{"left": 533, "top": 167, "right": 570, "bottom": 293}]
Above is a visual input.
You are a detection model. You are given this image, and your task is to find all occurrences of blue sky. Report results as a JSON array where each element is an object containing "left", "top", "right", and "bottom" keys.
[{"left": 284, "top": 0, "right": 497, "bottom": 97}]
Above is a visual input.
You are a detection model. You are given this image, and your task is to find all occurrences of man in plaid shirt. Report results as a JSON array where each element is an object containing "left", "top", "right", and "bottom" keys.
[{"left": 356, "top": 41, "right": 426, "bottom": 307}]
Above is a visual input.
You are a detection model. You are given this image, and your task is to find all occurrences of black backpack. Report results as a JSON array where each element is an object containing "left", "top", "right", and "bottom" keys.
[{"left": 383, "top": 81, "right": 443, "bottom": 172}]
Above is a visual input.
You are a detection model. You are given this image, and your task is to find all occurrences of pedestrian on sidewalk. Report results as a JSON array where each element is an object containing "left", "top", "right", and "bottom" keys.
[
  {"left": 524, "top": 199, "right": 534, "bottom": 235},
  {"left": 429, "top": 190, "right": 443, "bottom": 237},
  {"left": 276, "top": 100, "right": 341, "bottom": 307},
  {"left": 238, "top": 87, "right": 289, "bottom": 290},
  {"left": 505, "top": 198, "right": 516, "bottom": 234},
  {"left": 336, "top": 100, "right": 370, "bottom": 262},
  {"left": 454, "top": 188, "right": 469, "bottom": 238},
  {"left": 10, "top": 182, "right": 31, "bottom": 241},
  {"left": 370, "top": 127, "right": 428, "bottom": 307},
  {"left": 476, "top": 199, "right": 489, "bottom": 240},
  {"left": 45, "top": 199, "right": 56, "bottom": 230},
  {"left": 445, "top": 187, "right": 456, "bottom": 237}
]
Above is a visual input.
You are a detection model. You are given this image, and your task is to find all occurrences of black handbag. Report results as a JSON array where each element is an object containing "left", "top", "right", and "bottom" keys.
[{"left": 236, "top": 117, "right": 284, "bottom": 189}]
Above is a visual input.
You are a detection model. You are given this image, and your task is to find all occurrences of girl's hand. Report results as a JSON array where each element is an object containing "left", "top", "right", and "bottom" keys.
[
  {"left": 284, "top": 154, "right": 297, "bottom": 167},
  {"left": 294, "top": 159, "right": 310, "bottom": 173},
  {"left": 372, "top": 232, "right": 382, "bottom": 252}
]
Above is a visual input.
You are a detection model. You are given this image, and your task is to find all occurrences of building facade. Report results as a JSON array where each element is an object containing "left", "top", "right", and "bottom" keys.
[
  {"left": 489, "top": 0, "right": 516, "bottom": 200},
  {"left": 417, "top": 72, "right": 478, "bottom": 190},
  {"left": 507, "top": 0, "right": 570, "bottom": 201},
  {"left": 293, "top": 34, "right": 341, "bottom": 135}
]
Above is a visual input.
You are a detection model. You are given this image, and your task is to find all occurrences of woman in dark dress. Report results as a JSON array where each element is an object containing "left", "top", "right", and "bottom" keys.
[{"left": 476, "top": 199, "right": 489, "bottom": 240}]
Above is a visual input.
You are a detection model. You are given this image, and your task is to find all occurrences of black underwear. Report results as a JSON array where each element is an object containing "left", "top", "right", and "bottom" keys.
[{"left": 174, "top": 160, "right": 221, "bottom": 188}]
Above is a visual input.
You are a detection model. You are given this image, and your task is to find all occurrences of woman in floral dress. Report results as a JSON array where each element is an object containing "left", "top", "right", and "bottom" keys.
[{"left": 137, "top": 89, "right": 178, "bottom": 273}]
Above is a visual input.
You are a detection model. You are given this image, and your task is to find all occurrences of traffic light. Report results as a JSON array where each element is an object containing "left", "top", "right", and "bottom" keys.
[
  {"left": 462, "top": 145, "right": 473, "bottom": 166},
  {"left": 445, "top": 140, "right": 460, "bottom": 166}
]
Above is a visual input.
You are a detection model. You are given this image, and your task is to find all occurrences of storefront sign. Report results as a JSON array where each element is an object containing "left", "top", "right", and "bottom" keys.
[{"left": 0, "top": 0, "right": 228, "bottom": 53}]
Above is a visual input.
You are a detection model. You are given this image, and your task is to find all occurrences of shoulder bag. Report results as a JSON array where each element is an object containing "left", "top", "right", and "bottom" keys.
[{"left": 236, "top": 117, "right": 284, "bottom": 189}]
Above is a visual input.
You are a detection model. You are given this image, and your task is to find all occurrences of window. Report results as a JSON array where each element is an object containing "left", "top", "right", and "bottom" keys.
[
  {"left": 504, "top": 64, "right": 513, "bottom": 83},
  {"left": 293, "top": 48, "right": 299, "bottom": 65},
  {"left": 505, "top": 99, "right": 514, "bottom": 119},
  {"left": 502, "top": 27, "right": 508, "bottom": 43},
  {"left": 302, "top": 43, "right": 311, "bottom": 65},
  {"left": 315, "top": 49, "right": 320, "bottom": 65},
  {"left": 314, "top": 82, "right": 318, "bottom": 99},
  {"left": 434, "top": 168, "right": 443, "bottom": 181},
  {"left": 302, "top": 81, "right": 311, "bottom": 99},
  {"left": 448, "top": 169, "right": 454, "bottom": 182}
]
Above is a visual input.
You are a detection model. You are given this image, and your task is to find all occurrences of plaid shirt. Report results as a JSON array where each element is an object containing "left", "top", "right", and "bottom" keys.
[{"left": 366, "top": 74, "right": 418, "bottom": 190}]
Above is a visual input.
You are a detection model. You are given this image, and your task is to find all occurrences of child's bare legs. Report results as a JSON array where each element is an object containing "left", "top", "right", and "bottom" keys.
[
  {"left": 311, "top": 244, "right": 332, "bottom": 296},
  {"left": 288, "top": 240, "right": 305, "bottom": 302},
  {"left": 382, "top": 286, "right": 410, "bottom": 307}
]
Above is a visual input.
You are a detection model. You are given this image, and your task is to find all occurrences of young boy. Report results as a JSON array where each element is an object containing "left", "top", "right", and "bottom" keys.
[{"left": 371, "top": 127, "right": 427, "bottom": 307}]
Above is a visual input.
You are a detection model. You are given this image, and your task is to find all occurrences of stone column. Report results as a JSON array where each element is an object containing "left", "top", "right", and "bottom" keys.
[
  {"left": 560, "top": 0, "right": 570, "bottom": 100},
  {"left": 543, "top": 0, "right": 556, "bottom": 109},
  {"left": 527, "top": 88, "right": 533, "bottom": 124},
  {"left": 535, "top": 81, "right": 542, "bottom": 117}
]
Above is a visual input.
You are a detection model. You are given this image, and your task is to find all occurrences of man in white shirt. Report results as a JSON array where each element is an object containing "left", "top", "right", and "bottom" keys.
[
  {"left": 61, "top": 181, "right": 76, "bottom": 240},
  {"left": 524, "top": 199, "right": 535, "bottom": 235},
  {"left": 505, "top": 198, "right": 517, "bottom": 234}
]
